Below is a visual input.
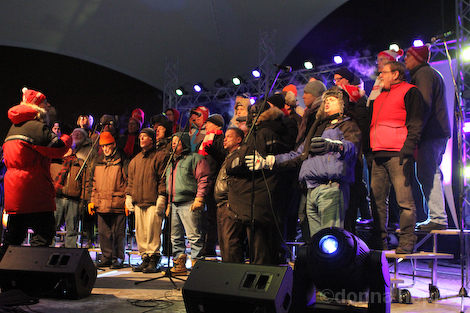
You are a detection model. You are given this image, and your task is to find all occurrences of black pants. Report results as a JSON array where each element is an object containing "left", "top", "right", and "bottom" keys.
[
  {"left": 1, "top": 212, "right": 55, "bottom": 257},
  {"left": 97, "top": 212, "right": 126, "bottom": 261},
  {"left": 219, "top": 206, "right": 279, "bottom": 265}
]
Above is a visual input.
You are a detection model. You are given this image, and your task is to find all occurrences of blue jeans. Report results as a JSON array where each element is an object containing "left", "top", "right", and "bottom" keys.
[
  {"left": 416, "top": 138, "right": 448, "bottom": 226},
  {"left": 306, "top": 182, "right": 348, "bottom": 237},
  {"left": 54, "top": 197, "right": 80, "bottom": 248},
  {"left": 371, "top": 156, "right": 417, "bottom": 249},
  {"left": 171, "top": 201, "right": 204, "bottom": 260}
]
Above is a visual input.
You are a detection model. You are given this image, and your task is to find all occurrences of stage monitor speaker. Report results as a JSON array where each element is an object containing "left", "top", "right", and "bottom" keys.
[
  {"left": 0, "top": 246, "right": 97, "bottom": 299},
  {"left": 182, "top": 261, "right": 293, "bottom": 313}
]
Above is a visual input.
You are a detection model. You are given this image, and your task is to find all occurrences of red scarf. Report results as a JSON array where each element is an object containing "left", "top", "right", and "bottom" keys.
[
  {"left": 198, "top": 129, "right": 222, "bottom": 156},
  {"left": 123, "top": 134, "right": 136, "bottom": 158}
]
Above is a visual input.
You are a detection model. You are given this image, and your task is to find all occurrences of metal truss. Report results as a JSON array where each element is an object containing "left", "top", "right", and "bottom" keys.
[
  {"left": 163, "top": 57, "right": 179, "bottom": 110},
  {"left": 171, "top": 56, "right": 377, "bottom": 115}
]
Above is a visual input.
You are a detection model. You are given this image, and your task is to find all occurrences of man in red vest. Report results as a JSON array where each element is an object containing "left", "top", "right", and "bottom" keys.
[{"left": 370, "top": 61, "right": 424, "bottom": 254}]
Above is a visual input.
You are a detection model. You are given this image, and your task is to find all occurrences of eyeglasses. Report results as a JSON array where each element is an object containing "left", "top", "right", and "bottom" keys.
[
  {"left": 190, "top": 111, "right": 202, "bottom": 117},
  {"left": 380, "top": 70, "right": 395, "bottom": 75},
  {"left": 334, "top": 76, "right": 344, "bottom": 82}
]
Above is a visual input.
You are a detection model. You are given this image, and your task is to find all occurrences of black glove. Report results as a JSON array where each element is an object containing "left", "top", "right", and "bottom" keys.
[
  {"left": 310, "top": 137, "right": 343, "bottom": 155},
  {"left": 399, "top": 145, "right": 414, "bottom": 165},
  {"left": 204, "top": 144, "right": 217, "bottom": 157}
]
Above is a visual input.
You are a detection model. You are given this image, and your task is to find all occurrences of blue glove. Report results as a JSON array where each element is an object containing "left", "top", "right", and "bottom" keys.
[{"left": 310, "top": 137, "right": 343, "bottom": 155}]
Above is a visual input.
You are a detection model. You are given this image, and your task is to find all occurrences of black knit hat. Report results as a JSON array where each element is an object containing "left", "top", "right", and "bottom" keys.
[
  {"left": 140, "top": 128, "right": 156, "bottom": 143},
  {"left": 334, "top": 67, "right": 356, "bottom": 83},
  {"left": 150, "top": 114, "right": 170, "bottom": 128},
  {"left": 206, "top": 114, "right": 224, "bottom": 128},
  {"left": 267, "top": 94, "right": 285, "bottom": 109}
]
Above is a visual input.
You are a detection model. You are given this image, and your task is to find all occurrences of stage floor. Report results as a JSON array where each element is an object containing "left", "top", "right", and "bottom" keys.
[{"left": 3, "top": 255, "right": 470, "bottom": 313}]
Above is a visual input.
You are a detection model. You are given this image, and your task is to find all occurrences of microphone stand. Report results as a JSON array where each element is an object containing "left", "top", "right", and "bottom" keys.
[
  {"left": 135, "top": 118, "right": 188, "bottom": 288},
  {"left": 74, "top": 124, "right": 101, "bottom": 248},
  {"left": 244, "top": 68, "right": 283, "bottom": 264}
]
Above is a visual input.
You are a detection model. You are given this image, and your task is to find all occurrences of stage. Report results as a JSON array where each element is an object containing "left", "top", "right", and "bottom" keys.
[{"left": 2, "top": 254, "right": 468, "bottom": 313}]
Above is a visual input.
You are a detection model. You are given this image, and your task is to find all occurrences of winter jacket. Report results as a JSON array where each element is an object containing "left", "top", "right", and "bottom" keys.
[
  {"left": 276, "top": 116, "right": 361, "bottom": 189},
  {"left": 409, "top": 63, "right": 450, "bottom": 141},
  {"left": 370, "top": 82, "right": 424, "bottom": 156},
  {"left": 3, "top": 104, "right": 72, "bottom": 214},
  {"left": 127, "top": 147, "right": 168, "bottom": 208},
  {"left": 90, "top": 150, "right": 128, "bottom": 214},
  {"left": 166, "top": 152, "right": 210, "bottom": 204},
  {"left": 51, "top": 155, "right": 85, "bottom": 200},
  {"left": 226, "top": 106, "right": 297, "bottom": 223},
  {"left": 214, "top": 149, "right": 237, "bottom": 206}
]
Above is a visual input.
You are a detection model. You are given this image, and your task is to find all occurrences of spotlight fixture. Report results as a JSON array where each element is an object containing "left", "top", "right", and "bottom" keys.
[
  {"left": 389, "top": 43, "right": 400, "bottom": 52},
  {"left": 333, "top": 55, "right": 343, "bottom": 64},
  {"left": 462, "top": 46, "right": 470, "bottom": 62},
  {"left": 193, "top": 84, "right": 202, "bottom": 93},
  {"left": 465, "top": 165, "right": 470, "bottom": 179},
  {"left": 252, "top": 69, "right": 261, "bottom": 78},
  {"left": 304, "top": 61, "right": 314, "bottom": 70},
  {"left": 464, "top": 121, "right": 470, "bottom": 133},
  {"left": 175, "top": 87, "right": 185, "bottom": 96},
  {"left": 232, "top": 76, "right": 242, "bottom": 86},
  {"left": 249, "top": 97, "right": 256, "bottom": 105},
  {"left": 292, "top": 227, "right": 391, "bottom": 313},
  {"left": 413, "top": 39, "right": 424, "bottom": 47}
]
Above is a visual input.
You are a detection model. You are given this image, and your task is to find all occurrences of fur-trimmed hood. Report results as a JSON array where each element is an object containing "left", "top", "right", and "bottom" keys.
[{"left": 256, "top": 106, "right": 284, "bottom": 124}]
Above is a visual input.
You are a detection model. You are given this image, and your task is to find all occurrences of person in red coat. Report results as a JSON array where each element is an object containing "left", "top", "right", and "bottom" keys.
[{"left": 1, "top": 88, "right": 72, "bottom": 259}]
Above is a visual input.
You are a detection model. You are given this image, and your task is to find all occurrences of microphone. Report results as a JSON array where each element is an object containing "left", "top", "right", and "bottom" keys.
[
  {"left": 431, "top": 31, "right": 453, "bottom": 43},
  {"left": 274, "top": 64, "right": 292, "bottom": 72}
]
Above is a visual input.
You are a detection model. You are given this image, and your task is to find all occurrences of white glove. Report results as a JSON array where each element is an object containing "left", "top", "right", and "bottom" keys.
[
  {"left": 156, "top": 195, "right": 167, "bottom": 216},
  {"left": 245, "top": 150, "right": 275, "bottom": 171},
  {"left": 125, "top": 195, "right": 134, "bottom": 212}
]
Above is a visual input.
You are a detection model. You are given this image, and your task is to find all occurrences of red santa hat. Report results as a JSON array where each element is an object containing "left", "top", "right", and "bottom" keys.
[
  {"left": 21, "top": 87, "right": 47, "bottom": 105},
  {"left": 378, "top": 49, "right": 404, "bottom": 61}
]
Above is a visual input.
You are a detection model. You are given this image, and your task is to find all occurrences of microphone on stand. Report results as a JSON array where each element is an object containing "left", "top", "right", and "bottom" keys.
[
  {"left": 273, "top": 64, "right": 293, "bottom": 72},
  {"left": 431, "top": 31, "right": 453, "bottom": 43}
]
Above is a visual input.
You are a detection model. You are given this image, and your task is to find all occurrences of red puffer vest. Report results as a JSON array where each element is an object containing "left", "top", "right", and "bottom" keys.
[{"left": 370, "top": 82, "right": 414, "bottom": 152}]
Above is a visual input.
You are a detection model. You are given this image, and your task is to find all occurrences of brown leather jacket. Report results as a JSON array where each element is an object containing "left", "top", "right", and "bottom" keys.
[{"left": 90, "top": 150, "right": 128, "bottom": 214}]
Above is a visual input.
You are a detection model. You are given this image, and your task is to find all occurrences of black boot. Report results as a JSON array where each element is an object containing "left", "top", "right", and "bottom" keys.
[
  {"left": 132, "top": 254, "right": 150, "bottom": 272},
  {"left": 142, "top": 253, "right": 162, "bottom": 273}
]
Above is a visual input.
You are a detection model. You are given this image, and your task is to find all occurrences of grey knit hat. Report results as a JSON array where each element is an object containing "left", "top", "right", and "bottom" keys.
[
  {"left": 303, "top": 80, "right": 326, "bottom": 97},
  {"left": 206, "top": 113, "right": 225, "bottom": 128}
]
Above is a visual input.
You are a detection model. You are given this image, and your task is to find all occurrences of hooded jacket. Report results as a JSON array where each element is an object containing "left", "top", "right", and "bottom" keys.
[
  {"left": 3, "top": 104, "right": 72, "bottom": 214},
  {"left": 165, "top": 133, "right": 210, "bottom": 203}
]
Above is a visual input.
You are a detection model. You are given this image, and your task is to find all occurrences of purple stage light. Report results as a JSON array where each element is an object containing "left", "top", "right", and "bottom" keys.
[
  {"left": 193, "top": 84, "right": 202, "bottom": 92},
  {"left": 333, "top": 55, "right": 343, "bottom": 64},
  {"left": 252, "top": 69, "right": 261, "bottom": 78},
  {"left": 464, "top": 122, "right": 470, "bottom": 133},
  {"left": 250, "top": 97, "right": 256, "bottom": 105},
  {"left": 413, "top": 39, "right": 424, "bottom": 47}
]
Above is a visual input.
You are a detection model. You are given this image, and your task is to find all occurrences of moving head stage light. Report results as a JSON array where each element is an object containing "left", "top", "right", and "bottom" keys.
[{"left": 291, "top": 227, "right": 391, "bottom": 313}]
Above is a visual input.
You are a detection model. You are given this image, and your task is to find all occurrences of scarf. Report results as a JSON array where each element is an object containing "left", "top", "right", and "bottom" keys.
[{"left": 198, "top": 129, "right": 223, "bottom": 156}]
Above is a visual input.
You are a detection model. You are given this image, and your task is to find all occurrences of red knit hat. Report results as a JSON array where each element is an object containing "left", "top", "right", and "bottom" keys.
[
  {"left": 190, "top": 106, "right": 210, "bottom": 123},
  {"left": 130, "top": 108, "right": 144, "bottom": 128},
  {"left": 378, "top": 49, "right": 404, "bottom": 61},
  {"left": 21, "top": 87, "right": 46, "bottom": 106},
  {"left": 282, "top": 84, "right": 298, "bottom": 97},
  {"left": 99, "top": 131, "right": 116, "bottom": 145},
  {"left": 407, "top": 45, "right": 430, "bottom": 63}
]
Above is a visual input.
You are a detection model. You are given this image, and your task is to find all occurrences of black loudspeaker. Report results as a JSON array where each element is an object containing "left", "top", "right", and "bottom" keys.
[
  {"left": 182, "top": 261, "right": 293, "bottom": 313},
  {"left": 0, "top": 246, "right": 97, "bottom": 299}
]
